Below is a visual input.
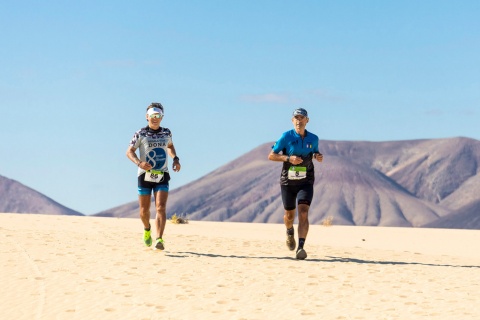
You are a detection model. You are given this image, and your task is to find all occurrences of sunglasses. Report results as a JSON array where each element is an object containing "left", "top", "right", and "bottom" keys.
[{"left": 149, "top": 114, "right": 163, "bottom": 119}]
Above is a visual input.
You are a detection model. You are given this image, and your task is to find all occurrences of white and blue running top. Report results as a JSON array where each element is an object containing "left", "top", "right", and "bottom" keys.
[{"left": 129, "top": 126, "right": 172, "bottom": 177}]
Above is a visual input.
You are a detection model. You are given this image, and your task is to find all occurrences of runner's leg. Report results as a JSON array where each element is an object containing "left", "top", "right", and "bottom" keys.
[
  {"left": 297, "top": 204, "right": 310, "bottom": 240},
  {"left": 281, "top": 185, "right": 297, "bottom": 229},
  {"left": 281, "top": 185, "right": 298, "bottom": 251},
  {"left": 138, "top": 195, "right": 152, "bottom": 229},
  {"left": 296, "top": 204, "right": 310, "bottom": 259},
  {"left": 154, "top": 191, "right": 168, "bottom": 239},
  {"left": 284, "top": 209, "right": 295, "bottom": 229},
  {"left": 297, "top": 184, "right": 313, "bottom": 241}
]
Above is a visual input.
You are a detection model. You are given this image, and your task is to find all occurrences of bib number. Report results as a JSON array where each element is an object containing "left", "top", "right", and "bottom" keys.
[
  {"left": 288, "top": 166, "right": 307, "bottom": 180},
  {"left": 144, "top": 170, "right": 164, "bottom": 183}
]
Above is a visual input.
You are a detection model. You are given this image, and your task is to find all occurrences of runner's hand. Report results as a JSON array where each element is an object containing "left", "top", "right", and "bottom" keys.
[
  {"left": 139, "top": 162, "right": 153, "bottom": 170},
  {"left": 172, "top": 160, "right": 181, "bottom": 172},
  {"left": 313, "top": 153, "right": 323, "bottom": 162},
  {"left": 289, "top": 156, "right": 303, "bottom": 165}
]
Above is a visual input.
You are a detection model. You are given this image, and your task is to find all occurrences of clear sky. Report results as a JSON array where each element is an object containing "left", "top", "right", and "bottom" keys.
[{"left": 1, "top": 1, "right": 479, "bottom": 215}]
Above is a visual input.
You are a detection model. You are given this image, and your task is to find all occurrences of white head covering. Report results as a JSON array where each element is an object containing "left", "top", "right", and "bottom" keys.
[{"left": 147, "top": 107, "right": 163, "bottom": 117}]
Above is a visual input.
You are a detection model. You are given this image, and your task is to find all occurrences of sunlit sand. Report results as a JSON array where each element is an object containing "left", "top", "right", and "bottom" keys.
[{"left": 1, "top": 213, "right": 479, "bottom": 319}]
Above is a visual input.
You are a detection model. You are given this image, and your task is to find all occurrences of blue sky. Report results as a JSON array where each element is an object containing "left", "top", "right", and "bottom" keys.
[{"left": 1, "top": 1, "right": 479, "bottom": 215}]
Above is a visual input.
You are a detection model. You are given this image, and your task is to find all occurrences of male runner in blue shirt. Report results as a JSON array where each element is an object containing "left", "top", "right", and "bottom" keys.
[{"left": 268, "top": 108, "right": 323, "bottom": 260}]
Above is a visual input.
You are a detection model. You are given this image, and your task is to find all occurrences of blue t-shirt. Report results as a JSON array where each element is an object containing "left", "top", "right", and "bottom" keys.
[{"left": 272, "top": 129, "right": 320, "bottom": 185}]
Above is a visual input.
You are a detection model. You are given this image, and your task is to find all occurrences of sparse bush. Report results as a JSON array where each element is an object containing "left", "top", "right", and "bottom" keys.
[
  {"left": 170, "top": 213, "right": 189, "bottom": 224},
  {"left": 321, "top": 216, "right": 333, "bottom": 227}
]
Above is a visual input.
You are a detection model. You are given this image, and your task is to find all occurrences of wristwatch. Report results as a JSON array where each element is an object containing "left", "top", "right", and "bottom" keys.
[{"left": 173, "top": 156, "right": 180, "bottom": 161}]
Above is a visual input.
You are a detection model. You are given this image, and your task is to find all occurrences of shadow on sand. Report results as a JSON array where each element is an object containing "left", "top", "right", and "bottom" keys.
[{"left": 167, "top": 251, "right": 479, "bottom": 269}]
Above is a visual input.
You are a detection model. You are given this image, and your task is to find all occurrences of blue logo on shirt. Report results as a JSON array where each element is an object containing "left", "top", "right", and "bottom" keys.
[{"left": 147, "top": 148, "right": 167, "bottom": 170}]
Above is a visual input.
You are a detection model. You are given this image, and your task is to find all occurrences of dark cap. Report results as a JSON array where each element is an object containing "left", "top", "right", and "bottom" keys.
[{"left": 292, "top": 108, "right": 308, "bottom": 117}]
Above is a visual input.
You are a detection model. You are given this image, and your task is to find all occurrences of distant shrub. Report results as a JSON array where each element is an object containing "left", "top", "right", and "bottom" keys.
[
  {"left": 170, "top": 213, "right": 189, "bottom": 224},
  {"left": 322, "top": 216, "right": 333, "bottom": 227}
]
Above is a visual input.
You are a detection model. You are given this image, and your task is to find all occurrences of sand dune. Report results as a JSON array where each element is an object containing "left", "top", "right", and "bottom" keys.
[{"left": 1, "top": 213, "right": 479, "bottom": 319}]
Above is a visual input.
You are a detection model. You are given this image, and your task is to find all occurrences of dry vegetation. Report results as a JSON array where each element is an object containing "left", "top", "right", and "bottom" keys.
[
  {"left": 170, "top": 213, "right": 189, "bottom": 224},
  {"left": 322, "top": 216, "right": 333, "bottom": 227}
]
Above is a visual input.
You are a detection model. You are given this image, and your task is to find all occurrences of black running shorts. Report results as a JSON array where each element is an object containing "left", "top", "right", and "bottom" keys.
[{"left": 281, "top": 184, "right": 314, "bottom": 210}]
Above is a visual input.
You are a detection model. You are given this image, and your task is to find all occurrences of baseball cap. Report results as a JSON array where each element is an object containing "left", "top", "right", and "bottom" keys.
[
  {"left": 292, "top": 108, "right": 308, "bottom": 117},
  {"left": 147, "top": 107, "right": 164, "bottom": 117}
]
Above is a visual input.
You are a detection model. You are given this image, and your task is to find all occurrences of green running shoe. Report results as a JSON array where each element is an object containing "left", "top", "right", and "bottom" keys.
[
  {"left": 155, "top": 238, "right": 165, "bottom": 250},
  {"left": 143, "top": 229, "right": 152, "bottom": 247}
]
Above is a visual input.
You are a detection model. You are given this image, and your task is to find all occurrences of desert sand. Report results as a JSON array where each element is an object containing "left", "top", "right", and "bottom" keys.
[{"left": 1, "top": 213, "right": 479, "bottom": 320}]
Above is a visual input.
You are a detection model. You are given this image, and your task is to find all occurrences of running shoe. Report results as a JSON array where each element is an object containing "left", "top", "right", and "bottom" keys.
[
  {"left": 143, "top": 229, "right": 152, "bottom": 247},
  {"left": 296, "top": 248, "right": 307, "bottom": 260},
  {"left": 286, "top": 234, "right": 296, "bottom": 251},
  {"left": 155, "top": 238, "right": 165, "bottom": 250}
]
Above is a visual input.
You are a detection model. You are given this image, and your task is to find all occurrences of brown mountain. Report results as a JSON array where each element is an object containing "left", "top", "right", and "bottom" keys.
[
  {"left": 95, "top": 137, "right": 480, "bottom": 229},
  {"left": 0, "top": 175, "right": 83, "bottom": 216}
]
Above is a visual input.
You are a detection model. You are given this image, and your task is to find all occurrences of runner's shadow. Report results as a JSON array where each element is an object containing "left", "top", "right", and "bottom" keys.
[
  {"left": 170, "top": 251, "right": 293, "bottom": 260},
  {"left": 169, "top": 252, "right": 480, "bottom": 269},
  {"left": 308, "top": 256, "right": 480, "bottom": 269}
]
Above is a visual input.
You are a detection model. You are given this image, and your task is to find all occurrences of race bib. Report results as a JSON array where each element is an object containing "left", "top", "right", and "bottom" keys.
[
  {"left": 288, "top": 166, "right": 307, "bottom": 180},
  {"left": 144, "top": 170, "right": 164, "bottom": 183}
]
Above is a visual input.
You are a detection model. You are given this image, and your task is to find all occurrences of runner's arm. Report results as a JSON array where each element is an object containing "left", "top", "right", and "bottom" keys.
[
  {"left": 167, "top": 142, "right": 181, "bottom": 172},
  {"left": 126, "top": 146, "right": 142, "bottom": 166},
  {"left": 167, "top": 142, "right": 178, "bottom": 160},
  {"left": 268, "top": 150, "right": 290, "bottom": 162},
  {"left": 268, "top": 151, "right": 304, "bottom": 165}
]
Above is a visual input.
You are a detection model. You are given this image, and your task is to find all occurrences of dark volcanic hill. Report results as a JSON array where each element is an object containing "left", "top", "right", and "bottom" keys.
[
  {"left": 0, "top": 175, "right": 83, "bottom": 216},
  {"left": 95, "top": 137, "right": 480, "bottom": 228}
]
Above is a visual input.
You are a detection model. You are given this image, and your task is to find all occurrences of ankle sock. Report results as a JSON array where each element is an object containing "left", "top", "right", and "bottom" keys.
[
  {"left": 286, "top": 227, "right": 294, "bottom": 236},
  {"left": 298, "top": 238, "right": 305, "bottom": 249}
]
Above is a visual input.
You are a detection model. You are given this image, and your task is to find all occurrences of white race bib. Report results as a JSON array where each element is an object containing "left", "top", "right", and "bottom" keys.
[
  {"left": 288, "top": 166, "right": 307, "bottom": 180},
  {"left": 144, "top": 170, "right": 164, "bottom": 183}
]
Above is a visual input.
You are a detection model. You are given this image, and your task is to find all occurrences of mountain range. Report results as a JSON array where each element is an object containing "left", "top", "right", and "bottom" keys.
[
  {"left": 0, "top": 175, "right": 83, "bottom": 216},
  {"left": 94, "top": 137, "right": 480, "bottom": 229}
]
